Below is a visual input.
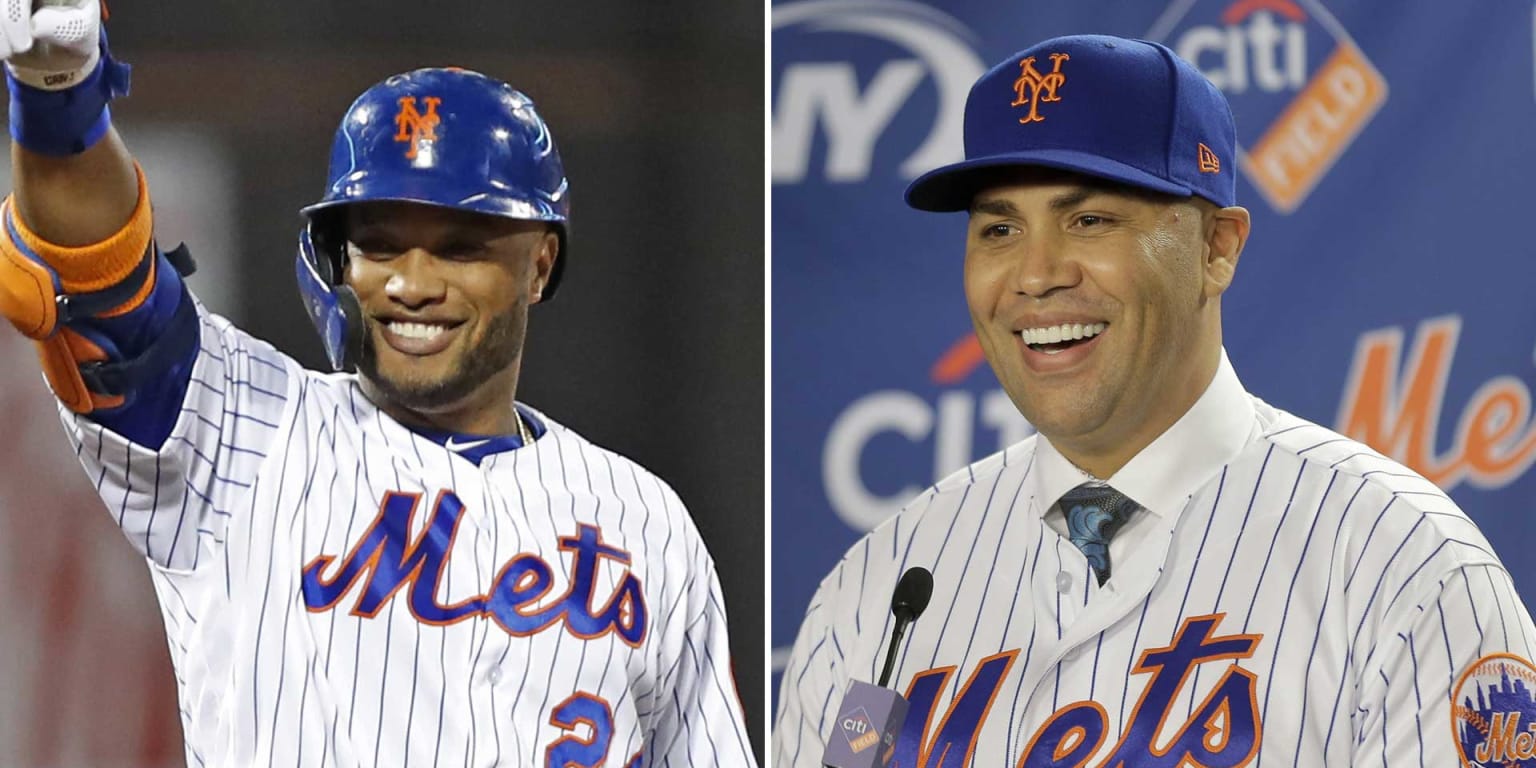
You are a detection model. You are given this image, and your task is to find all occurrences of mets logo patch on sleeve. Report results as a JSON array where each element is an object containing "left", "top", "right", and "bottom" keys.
[{"left": 1453, "top": 653, "right": 1536, "bottom": 766}]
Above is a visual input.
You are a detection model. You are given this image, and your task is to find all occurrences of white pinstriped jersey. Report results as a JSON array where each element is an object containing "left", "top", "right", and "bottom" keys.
[
  {"left": 776, "top": 354, "right": 1536, "bottom": 767},
  {"left": 63, "top": 304, "right": 753, "bottom": 767}
]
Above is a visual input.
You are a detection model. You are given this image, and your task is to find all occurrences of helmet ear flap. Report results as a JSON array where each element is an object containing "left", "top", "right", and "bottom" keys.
[
  {"left": 295, "top": 227, "right": 365, "bottom": 371},
  {"left": 306, "top": 211, "right": 348, "bottom": 284}
]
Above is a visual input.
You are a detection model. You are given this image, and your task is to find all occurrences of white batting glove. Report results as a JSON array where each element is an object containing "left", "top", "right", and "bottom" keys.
[{"left": 2, "top": 0, "right": 102, "bottom": 91}]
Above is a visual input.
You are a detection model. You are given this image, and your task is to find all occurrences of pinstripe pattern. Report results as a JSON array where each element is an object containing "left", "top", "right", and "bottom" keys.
[
  {"left": 63, "top": 305, "right": 752, "bottom": 767},
  {"left": 774, "top": 356, "right": 1536, "bottom": 767}
]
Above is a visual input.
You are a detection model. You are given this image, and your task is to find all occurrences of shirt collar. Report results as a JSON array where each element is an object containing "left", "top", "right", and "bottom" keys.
[
  {"left": 1032, "top": 350, "right": 1255, "bottom": 518},
  {"left": 371, "top": 397, "right": 548, "bottom": 466}
]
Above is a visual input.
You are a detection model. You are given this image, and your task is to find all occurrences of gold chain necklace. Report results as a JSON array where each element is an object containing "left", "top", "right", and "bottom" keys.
[{"left": 516, "top": 409, "right": 533, "bottom": 446}]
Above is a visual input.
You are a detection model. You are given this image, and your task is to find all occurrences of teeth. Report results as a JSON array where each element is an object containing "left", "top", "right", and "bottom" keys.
[
  {"left": 1018, "top": 322, "right": 1107, "bottom": 346},
  {"left": 388, "top": 321, "right": 448, "bottom": 340}
]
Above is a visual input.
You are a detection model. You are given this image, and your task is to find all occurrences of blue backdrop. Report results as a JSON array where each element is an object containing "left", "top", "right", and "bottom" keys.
[{"left": 771, "top": 0, "right": 1536, "bottom": 716}]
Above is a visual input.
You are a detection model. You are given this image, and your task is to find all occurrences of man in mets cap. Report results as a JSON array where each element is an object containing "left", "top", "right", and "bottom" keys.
[
  {"left": 906, "top": 33, "right": 1238, "bottom": 211},
  {"left": 774, "top": 34, "right": 1536, "bottom": 767}
]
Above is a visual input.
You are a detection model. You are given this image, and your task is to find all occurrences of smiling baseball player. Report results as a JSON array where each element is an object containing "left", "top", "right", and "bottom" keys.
[
  {"left": 774, "top": 34, "right": 1536, "bottom": 767},
  {"left": 0, "top": 3, "right": 752, "bottom": 765}
]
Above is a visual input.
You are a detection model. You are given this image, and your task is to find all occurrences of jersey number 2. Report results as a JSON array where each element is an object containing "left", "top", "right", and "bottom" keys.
[{"left": 545, "top": 692, "right": 643, "bottom": 767}]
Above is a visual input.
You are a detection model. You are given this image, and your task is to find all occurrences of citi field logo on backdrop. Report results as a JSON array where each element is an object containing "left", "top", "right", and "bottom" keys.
[
  {"left": 821, "top": 332, "right": 1030, "bottom": 532},
  {"left": 1147, "top": 0, "right": 1387, "bottom": 213},
  {"left": 771, "top": 0, "right": 985, "bottom": 184}
]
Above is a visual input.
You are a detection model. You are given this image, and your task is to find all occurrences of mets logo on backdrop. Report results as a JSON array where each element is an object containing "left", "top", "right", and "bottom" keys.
[
  {"left": 1146, "top": 0, "right": 1387, "bottom": 213},
  {"left": 1453, "top": 654, "right": 1536, "bottom": 766},
  {"left": 1010, "top": 53, "right": 1069, "bottom": 123},
  {"left": 1335, "top": 315, "right": 1536, "bottom": 493},
  {"left": 394, "top": 96, "right": 442, "bottom": 161}
]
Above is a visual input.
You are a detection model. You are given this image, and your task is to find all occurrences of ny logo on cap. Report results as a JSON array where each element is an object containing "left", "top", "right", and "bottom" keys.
[
  {"left": 1010, "top": 53, "right": 1069, "bottom": 124},
  {"left": 394, "top": 96, "right": 442, "bottom": 160}
]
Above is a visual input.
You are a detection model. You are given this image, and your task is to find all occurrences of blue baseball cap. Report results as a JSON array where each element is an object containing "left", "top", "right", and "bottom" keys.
[{"left": 905, "top": 34, "right": 1237, "bottom": 212}]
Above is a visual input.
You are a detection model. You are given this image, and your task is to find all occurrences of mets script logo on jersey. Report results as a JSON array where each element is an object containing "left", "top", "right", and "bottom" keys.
[
  {"left": 1335, "top": 314, "right": 1536, "bottom": 493},
  {"left": 394, "top": 96, "right": 442, "bottom": 161},
  {"left": 772, "top": 0, "right": 985, "bottom": 184},
  {"left": 1010, "top": 53, "right": 1068, "bottom": 124},
  {"left": 1147, "top": 0, "right": 1386, "bottom": 212},
  {"left": 890, "top": 614, "right": 1262, "bottom": 766},
  {"left": 300, "top": 490, "right": 647, "bottom": 646},
  {"left": 821, "top": 329, "right": 1030, "bottom": 532},
  {"left": 1452, "top": 654, "right": 1536, "bottom": 766}
]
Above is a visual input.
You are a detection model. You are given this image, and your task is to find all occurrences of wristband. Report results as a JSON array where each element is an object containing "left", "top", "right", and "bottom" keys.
[{"left": 6, "top": 33, "right": 130, "bottom": 156}]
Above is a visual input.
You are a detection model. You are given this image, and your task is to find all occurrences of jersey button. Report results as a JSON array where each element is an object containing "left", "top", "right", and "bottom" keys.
[
  {"left": 1056, "top": 572, "right": 1072, "bottom": 593},
  {"left": 487, "top": 667, "right": 504, "bottom": 685}
]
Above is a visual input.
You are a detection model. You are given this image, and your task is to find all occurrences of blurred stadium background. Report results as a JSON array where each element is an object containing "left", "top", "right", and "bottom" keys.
[{"left": 0, "top": 1, "right": 764, "bottom": 765}]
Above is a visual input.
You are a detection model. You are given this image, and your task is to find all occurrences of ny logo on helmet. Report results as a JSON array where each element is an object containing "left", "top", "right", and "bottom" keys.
[
  {"left": 394, "top": 96, "right": 442, "bottom": 160},
  {"left": 1010, "top": 53, "right": 1069, "bottom": 124}
]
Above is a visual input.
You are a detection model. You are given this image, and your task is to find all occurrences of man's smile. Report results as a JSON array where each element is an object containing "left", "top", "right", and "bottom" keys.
[{"left": 377, "top": 318, "right": 464, "bottom": 356}]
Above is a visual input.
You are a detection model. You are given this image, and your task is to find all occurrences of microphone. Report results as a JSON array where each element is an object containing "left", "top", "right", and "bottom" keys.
[
  {"left": 823, "top": 567, "right": 934, "bottom": 768},
  {"left": 880, "top": 567, "right": 933, "bottom": 687}
]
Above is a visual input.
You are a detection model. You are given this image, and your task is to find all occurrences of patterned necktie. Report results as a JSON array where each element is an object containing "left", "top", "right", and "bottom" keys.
[{"left": 1059, "top": 483, "right": 1134, "bottom": 586}]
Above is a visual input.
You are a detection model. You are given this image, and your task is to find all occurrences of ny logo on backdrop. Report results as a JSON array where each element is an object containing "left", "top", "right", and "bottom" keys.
[{"left": 772, "top": 0, "right": 985, "bottom": 184}]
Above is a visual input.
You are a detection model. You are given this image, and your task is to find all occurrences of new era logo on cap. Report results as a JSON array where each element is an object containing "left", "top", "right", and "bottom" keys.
[
  {"left": 1198, "top": 142, "right": 1221, "bottom": 173},
  {"left": 906, "top": 34, "right": 1237, "bottom": 212}
]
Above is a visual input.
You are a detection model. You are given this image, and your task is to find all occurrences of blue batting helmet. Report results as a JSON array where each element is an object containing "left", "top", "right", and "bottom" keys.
[{"left": 294, "top": 67, "right": 571, "bottom": 371}]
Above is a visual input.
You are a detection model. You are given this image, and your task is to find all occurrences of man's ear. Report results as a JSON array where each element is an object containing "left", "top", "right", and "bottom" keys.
[
  {"left": 530, "top": 229, "right": 559, "bottom": 303},
  {"left": 1203, "top": 205, "right": 1249, "bottom": 298}
]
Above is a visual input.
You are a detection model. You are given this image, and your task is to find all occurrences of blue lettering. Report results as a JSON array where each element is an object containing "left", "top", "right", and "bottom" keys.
[
  {"left": 557, "top": 525, "right": 648, "bottom": 642},
  {"left": 888, "top": 615, "right": 1264, "bottom": 768},
  {"left": 545, "top": 693, "right": 614, "bottom": 767},
  {"left": 1019, "top": 702, "right": 1106, "bottom": 768},
  {"left": 891, "top": 651, "right": 1017, "bottom": 768},
  {"left": 1096, "top": 614, "right": 1261, "bottom": 768},
  {"left": 487, "top": 554, "right": 562, "bottom": 634},
  {"left": 301, "top": 491, "right": 478, "bottom": 618},
  {"left": 302, "top": 493, "right": 648, "bottom": 645}
]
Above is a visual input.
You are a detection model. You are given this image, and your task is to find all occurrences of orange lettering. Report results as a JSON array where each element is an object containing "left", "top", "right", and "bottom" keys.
[
  {"left": 394, "top": 96, "right": 442, "bottom": 160},
  {"left": 1515, "top": 729, "right": 1534, "bottom": 760},
  {"left": 1245, "top": 44, "right": 1386, "bottom": 212},
  {"left": 1336, "top": 315, "right": 1536, "bottom": 491},
  {"left": 1336, "top": 317, "right": 1459, "bottom": 483},
  {"left": 1478, "top": 711, "right": 1521, "bottom": 762},
  {"left": 1459, "top": 378, "right": 1536, "bottom": 486}
]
